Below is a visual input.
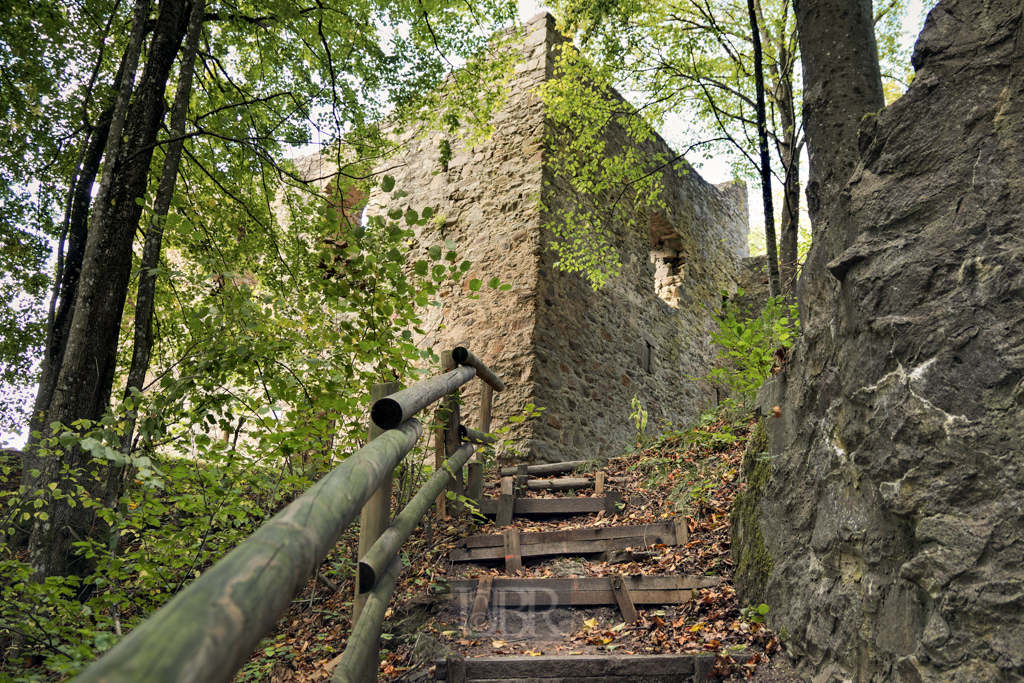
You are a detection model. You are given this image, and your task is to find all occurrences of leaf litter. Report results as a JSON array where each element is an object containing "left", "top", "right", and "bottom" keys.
[{"left": 234, "top": 415, "right": 793, "bottom": 681}]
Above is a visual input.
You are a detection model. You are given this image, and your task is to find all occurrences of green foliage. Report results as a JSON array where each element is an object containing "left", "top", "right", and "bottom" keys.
[
  {"left": 629, "top": 394, "right": 648, "bottom": 438},
  {"left": 706, "top": 289, "right": 799, "bottom": 409},
  {"left": 739, "top": 602, "right": 770, "bottom": 625},
  {"left": 0, "top": 177, "right": 493, "bottom": 676},
  {"left": 537, "top": 46, "right": 673, "bottom": 288},
  {"left": 538, "top": 0, "right": 914, "bottom": 284},
  {"left": 629, "top": 407, "right": 743, "bottom": 513}
]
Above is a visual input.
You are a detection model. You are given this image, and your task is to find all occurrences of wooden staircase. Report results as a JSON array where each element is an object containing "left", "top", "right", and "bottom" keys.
[{"left": 430, "top": 460, "right": 735, "bottom": 682}]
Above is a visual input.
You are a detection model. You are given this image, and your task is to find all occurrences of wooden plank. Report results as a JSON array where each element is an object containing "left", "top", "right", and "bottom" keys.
[
  {"left": 467, "top": 463, "right": 483, "bottom": 504},
  {"left": 489, "top": 588, "right": 692, "bottom": 608},
  {"left": 594, "top": 471, "right": 605, "bottom": 494},
  {"left": 610, "top": 574, "right": 638, "bottom": 624},
  {"left": 434, "top": 655, "right": 697, "bottom": 680},
  {"left": 673, "top": 516, "right": 689, "bottom": 546},
  {"left": 515, "top": 464, "right": 529, "bottom": 493},
  {"left": 478, "top": 383, "right": 493, "bottom": 434},
  {"left": 498, "top": 461, "right": 590, "bottom": 477},
  {"left": 495, "top": 477, "right": 514, "bottom": 527},
  {"left": 464, "top": 678, "right": 691, "bottom": 683},
  {"left": 434, "top": 406, "right": 447, "bottom": 521},
  {"left": 448, "top": 575, "right": 720, "bottom": 592},
  {"left": 604, "top": 491, "right": 623, "bottom": 515},
  {"left": 461, "top": 522, "right": 679, "bottom": 549},
  {"left": 446, "top": 653, "right": 466, "bottom": 683},
  {"left": 444, "top": 352, "right": 463, "bottom": 517},
  {"left": 452, "top": 536, "right": 669, "bottom": 563},
  {"left": 503, "top": 527, "right": 522, "bottom": 575},
  {"left": 446, "top": 575, "right": 720, "bottom": 608},
  {"left": 477, "top": 496, "right": 626, "bottom": 517},
  {"left": 468, "top": 576, "right": 492, "bottom": 629},
  {"left": 463, "top": 678, "right": 689, "bottom": 683}
]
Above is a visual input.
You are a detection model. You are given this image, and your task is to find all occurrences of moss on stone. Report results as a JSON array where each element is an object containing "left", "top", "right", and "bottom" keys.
[{"left": 730, "top": 418, "right": 774, "bottom": 603}]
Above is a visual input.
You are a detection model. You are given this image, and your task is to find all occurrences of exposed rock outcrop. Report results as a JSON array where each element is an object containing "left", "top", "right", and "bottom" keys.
[{"left": 732, "top": 1, "right": 1024, "bottom": 681}]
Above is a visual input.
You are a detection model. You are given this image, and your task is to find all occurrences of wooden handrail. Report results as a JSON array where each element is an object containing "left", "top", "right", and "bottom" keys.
[
  {"left": 76, "top": 346, "right": 506, "bottom": 683},
  {"left": 358, "top": 443, "right": 475, "bottom": 591},
  {"left": 76, "top": 420, "right": 423, "bottom": 683},
  {"left": 370, "top": 365, "right": 477, "bottom": 430},
  {"left": 452, "top": 346, "right": 505, "bottom": 391}
]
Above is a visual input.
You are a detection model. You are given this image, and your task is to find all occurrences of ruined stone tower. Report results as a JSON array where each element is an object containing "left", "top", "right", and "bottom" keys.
[{"left": 314, "top": 13, "right": 748, "bottom": 464}]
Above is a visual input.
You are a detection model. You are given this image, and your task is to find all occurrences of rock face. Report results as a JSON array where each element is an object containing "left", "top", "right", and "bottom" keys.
[
  {"left": 358, "top": 13, "right": 748, "bottom": 464},
  {"left": 732, "top": 1, "right": 1024, "bottom": 681}
]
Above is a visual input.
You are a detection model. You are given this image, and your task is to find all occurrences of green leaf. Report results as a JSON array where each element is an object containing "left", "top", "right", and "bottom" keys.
[
  {"left": 405, "top": 209, "right": 419, "bottom": 225},
  {"left": 469, "top": 278, "right": 482, "bottom": 292},
  {"left": 428, "top": 245, "right": 442, "bottom": 260},
  {"left": 381, "top": 175, "right": 396, "bottom": 192}
]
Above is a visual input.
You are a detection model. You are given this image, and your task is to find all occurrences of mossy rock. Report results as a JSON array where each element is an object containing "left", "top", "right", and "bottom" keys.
[{"left": 730, "top": 418, "right": 774, "bottom": 603}]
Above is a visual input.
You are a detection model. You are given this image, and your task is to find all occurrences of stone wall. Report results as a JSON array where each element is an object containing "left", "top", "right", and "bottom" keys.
[
  {"left": 356, "top": 13, "right": 747, "bottom": 463},
  {"left": 731, "top": 1, "right": 1024, "bottom": 681}
]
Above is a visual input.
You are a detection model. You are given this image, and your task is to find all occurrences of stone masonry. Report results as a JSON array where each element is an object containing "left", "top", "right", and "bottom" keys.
[{"left": 338, "top": 13, "right": 747, "bottom": 463}]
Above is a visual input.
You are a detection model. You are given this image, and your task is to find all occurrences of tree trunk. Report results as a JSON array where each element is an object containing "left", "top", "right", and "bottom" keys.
[
  {"left": 748, "top": 0, "right": 780, "bottom": 298},
  {"left": 22, "top": 49, "right": 132, "bottom": 498},
  {"left": 793, "top": 0, "right": 884, "bottom": 321},
  {"left": 27, "top": 0, "right": 190, "bottom": 581},
  {"left": 776, "top": 41, "right": 801, "bottom": 295},
  {"left": 110, "top": 0, "right": 206, "bottom": 509}
]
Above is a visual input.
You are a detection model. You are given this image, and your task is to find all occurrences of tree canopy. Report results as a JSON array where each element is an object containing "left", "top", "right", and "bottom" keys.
[
  {"left": 0, "top": 0, "right": 519, "bottom": 673},
  {"left": 537, "top": 0, "right": 914, "bottom": 290}
]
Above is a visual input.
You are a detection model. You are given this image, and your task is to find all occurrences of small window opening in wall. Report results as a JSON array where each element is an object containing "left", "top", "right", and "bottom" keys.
[
  {"left": 649, "top": 213, "right": 686, "bottom": 308},
  {"left": 642, "top": 341, "right": 653, "bottom": 373}
]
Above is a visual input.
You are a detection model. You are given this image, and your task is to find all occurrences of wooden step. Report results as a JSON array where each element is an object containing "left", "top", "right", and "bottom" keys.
[
  {"left": 475, "top": 492, "right": 623, "bottom": 518},
  {"left": 444, "top": 575, "right": 720, "bottom": 609},
  {"left": 434, "top": 653, "right": 731, "bottom": 682},
  {"left": 451, "top": 520, "right": 687, "bottom": 563},
  {"left": 497, "top": 461, "right": 592, "bottom": 477}
]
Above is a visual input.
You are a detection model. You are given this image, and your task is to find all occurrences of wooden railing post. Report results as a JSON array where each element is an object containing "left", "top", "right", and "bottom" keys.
[
  {"left": 467, "top": 386, "right": 491, "bottom": 506},
  {"left": 435, "top": 352, "right": 458, "bottom": 520},
  {"left": 355, "top": 380, "right": 401, "bottom": 683},
  {"left": 479, "top": 383, "right": 492, "bottom": 434},
  {"left": 442, "top": 351, "right": 464, "bottom": 515}
]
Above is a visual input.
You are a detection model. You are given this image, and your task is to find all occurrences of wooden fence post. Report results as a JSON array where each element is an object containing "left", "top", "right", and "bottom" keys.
[
  {"left": 355, "top": 380, "right": 401, "bottom": 683},
  {"left": 478, "top": 383, "right": 492, "bottom": 434},
  {"left": 466, "top": 378, "right": 491, "bottom": 508},
  {"left": 436, "top": 352, "right": 458, "bottom": 519},
  {"left": 442, "top": 351, "right": 463, "bottom": 515}
]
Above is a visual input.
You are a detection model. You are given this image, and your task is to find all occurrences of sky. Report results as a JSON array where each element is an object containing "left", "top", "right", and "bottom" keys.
[
  {"left": 2, "top": 1, "right": 933, "bottom": 447},
  {"left": 517, "top": 0, "right": 930, "bottom": 184}
]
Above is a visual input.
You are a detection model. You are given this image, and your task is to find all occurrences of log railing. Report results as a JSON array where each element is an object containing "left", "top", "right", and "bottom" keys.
[{"left": 76, "top": 348, "right": 504, "bottom": 683}]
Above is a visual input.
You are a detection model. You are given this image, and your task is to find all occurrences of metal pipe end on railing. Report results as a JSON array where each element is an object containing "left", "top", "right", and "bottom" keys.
[{"left": 452, "top": 347, "right": 505, "bottom": 392}]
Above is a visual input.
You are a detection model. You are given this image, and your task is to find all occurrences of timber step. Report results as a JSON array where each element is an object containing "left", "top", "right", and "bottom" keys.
[
  {"left": 476, "top": 492, "right": 624, "bottom": 519},
  {"left": 451, "top": 519, "right": 688, "bottom": 563},
  {"left": 446, "top": 575, "right": 721, "bottom": 610},
  {"left": 434, "top": 653, "right": 741, "bottom": 682}
]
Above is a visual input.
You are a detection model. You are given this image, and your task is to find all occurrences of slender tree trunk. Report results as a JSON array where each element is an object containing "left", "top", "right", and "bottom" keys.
[
  {"left": 27, "top": 0, "right": 190, "bottom": 581},
  {"left": 112, "top": 0, "right": 206, "bottom": 506},
  {"left": 793, "top": 0, "right": 884, "bottom": 322},
  {"left": 776, "top": 40, "right": 801, "bottom": 295},
  {"left": 748, "top": 0, "right": 780, "bottom": 297}
]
